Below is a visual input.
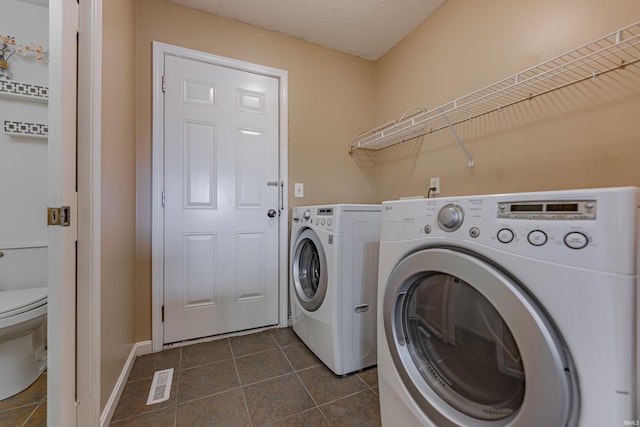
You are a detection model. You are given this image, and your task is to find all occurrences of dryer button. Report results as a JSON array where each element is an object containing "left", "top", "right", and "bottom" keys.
[
  {"left": 497, "top": 228, "right": 514, "bottom": 243},
  {"left": 564, "top": 232, "right": 588, "bottom": 249},
  {"left": 321, "top": 219, "right": 326, "bottom": 225},
  {"left": 527, "top": 230, "right": 548, "bottom": 246},
  {"left": 327, "top": 219, "right": 332, "bottom": 226},
  {"left": 469, "top": 227, "right": 480, "bottom": 238},
  {"left": 316, "top": 219, "right": 320, "bottom": 225}
]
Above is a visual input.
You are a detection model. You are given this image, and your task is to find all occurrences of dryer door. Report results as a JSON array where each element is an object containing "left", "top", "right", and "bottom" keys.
[
  {"left": 383, "top": 247, "right": 577, "bottom": 427},
  {"left": 292, "top": 228, "right": 328, "bottom": 311}
]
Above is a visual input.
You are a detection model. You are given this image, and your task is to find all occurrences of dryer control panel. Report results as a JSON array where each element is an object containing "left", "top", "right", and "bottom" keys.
[{"left": 380, "top": 187, "right": 639, "bottom": 275}]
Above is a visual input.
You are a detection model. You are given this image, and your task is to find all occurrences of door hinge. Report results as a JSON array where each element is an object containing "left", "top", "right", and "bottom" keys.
[
  {"left": 162, "top": 75, "right": 166, "bottom": 93},
  {"left": 162, "top": 190, "right": 165, "bottom": 207},
  {"left": 48, "top": 206, "right": 71, "bottom": 227},
  {"left": 161, "top": 305, "right": 164, "bottom": 322}
]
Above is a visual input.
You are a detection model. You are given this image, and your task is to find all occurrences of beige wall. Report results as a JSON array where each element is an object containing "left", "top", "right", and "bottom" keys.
[
  {"left": 98, "top": 0, "right": 640, "bottom": 409},
  {"left": 131, "top": 0, "right": 640, "bottom": 341},
  {"left": 373, "top": 0, "right": 640, "bottom": 200},
  {"left": 102, "top": 0, "right": 137, "bottom": 411},
  {"left": 133, "top": 0, "right": 377, "bottom": 341}
]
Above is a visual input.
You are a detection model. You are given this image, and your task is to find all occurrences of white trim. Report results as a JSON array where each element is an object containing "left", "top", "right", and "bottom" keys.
[
  {"left": 47, "top": 1, "right": 79, "bottom": 425},
  {"left": 99, "top": 341, "right": 152, "bottom": 427},
  {"left": 76, "top": 0, "right": 103, "bottom": 425},
  {"left": 151, "top": 42, "right": 289, "bottom": 352}
]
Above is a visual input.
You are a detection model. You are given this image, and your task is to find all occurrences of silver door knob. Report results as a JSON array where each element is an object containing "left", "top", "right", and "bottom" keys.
[{"left": 267, "top": 209, "right": 277, "bottom": 218}]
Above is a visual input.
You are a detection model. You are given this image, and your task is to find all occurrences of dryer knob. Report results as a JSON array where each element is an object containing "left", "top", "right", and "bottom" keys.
[
  {"left": 303, "top": 210, "right": 311, "bottom": 221},
  {"left": 437, "top": 204, "right": 464, "bottom": 232}
]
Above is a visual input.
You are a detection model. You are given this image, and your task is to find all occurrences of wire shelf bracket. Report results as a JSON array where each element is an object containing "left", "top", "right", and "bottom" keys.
[
  {"left": 438, "top": 108, "right": 474, "bottom": 167},
  {"left": 349, "top": 21, "right": 640, "bottom": 165}
]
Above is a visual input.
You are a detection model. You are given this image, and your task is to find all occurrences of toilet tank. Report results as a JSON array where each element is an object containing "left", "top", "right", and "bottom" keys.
[{"left": 0, "top": 246, "right": 47, "bottom": 291}]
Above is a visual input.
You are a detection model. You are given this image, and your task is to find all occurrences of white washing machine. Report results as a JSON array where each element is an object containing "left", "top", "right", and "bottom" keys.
[
  {"left": 290, "top": 204, "right": 381, "bottom": 375},
  {"left": 377, "top": 187, "right": 639, "bottom": 427}
]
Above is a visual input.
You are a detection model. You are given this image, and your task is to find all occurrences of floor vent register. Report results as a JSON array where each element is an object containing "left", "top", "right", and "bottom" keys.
[{"left": 146, "top": 368, "right": 174, "bottom": 405}]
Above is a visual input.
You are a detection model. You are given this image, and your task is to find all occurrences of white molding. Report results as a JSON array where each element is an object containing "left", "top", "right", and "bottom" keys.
[
  {"left": 99, "top": 341, "right": 152, "bottom": 427},
  {"left": 0, "top": 240, "right": 48, "bottom": 250},
  {"left": 151, "top": 42, "right": 165, "bottom": 353},
  {"left": 151, "top": 42, "right": 289, "bottom": 352},
  {"left": 76, "top": 0, "right": 103, "bottom": 425},
  {"left": 47, "top": 1, "right": 79, "bottom": 426}
]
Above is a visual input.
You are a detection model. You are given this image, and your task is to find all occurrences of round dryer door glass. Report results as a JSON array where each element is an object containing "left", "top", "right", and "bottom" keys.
[
  {"left": 403, "top": 273, "right": 525, "bottom": 420},
  {"left": 292, "top": 229, "right": 328, "bottom": 311}
]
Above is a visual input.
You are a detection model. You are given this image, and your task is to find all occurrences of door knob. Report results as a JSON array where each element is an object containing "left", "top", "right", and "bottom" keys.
[{"left": 267, "top": 209, "right": 277, "bottom": 218}]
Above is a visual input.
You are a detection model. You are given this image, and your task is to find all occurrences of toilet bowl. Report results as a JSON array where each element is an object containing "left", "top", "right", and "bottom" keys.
[{"left": 0, "top": 287, "right": 47, "bottom": 401}]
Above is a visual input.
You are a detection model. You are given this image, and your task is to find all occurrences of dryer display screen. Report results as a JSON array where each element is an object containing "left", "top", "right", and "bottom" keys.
[
  {"left": 510, "top": 204, "right": 543, "bottom": 212},
  {"left": 497, "top": 200, "right": 596, "bottom": 220},
  {"left": 546, "top": 203, "right": 579, "bottom": 212}
]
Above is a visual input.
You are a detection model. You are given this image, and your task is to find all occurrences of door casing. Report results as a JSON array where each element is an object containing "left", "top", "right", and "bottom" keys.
[{"left": 151, "top": 42, "right": 289, "bottom": 352}]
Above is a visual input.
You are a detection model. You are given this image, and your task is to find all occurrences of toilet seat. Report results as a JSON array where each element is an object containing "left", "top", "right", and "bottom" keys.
[{"left": 0, "top": 287, "right": 47, "bottom": 320}]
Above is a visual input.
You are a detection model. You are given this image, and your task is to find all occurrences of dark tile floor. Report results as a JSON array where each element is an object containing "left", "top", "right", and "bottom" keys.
[
  {"left": 0, "top": 372, "right": 47, "bottom": 426},
  {"left": 110, "top": 328, "right": 381, "bottom": 426}
]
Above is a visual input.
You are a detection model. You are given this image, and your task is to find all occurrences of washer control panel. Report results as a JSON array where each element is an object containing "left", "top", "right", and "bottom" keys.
[{"left": 292, "top": 206, "right": 334, "bottom": 230}]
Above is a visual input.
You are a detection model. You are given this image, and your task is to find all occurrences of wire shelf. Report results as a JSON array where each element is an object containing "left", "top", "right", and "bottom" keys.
[{"left": 349, "top": 21, "right": 640, "bottom": 158}]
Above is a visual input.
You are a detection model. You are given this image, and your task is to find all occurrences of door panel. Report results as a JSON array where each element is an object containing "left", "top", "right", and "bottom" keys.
[
  {"left": 183, "top": 121, "right": 217, "bottom": 208},
  {"left": 163, "top": 54, "right": 279, "bottom": 344}
]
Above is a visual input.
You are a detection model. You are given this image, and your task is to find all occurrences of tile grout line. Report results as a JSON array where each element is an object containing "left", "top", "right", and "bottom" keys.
[
  {"left": 19, "top": 401, "right": 41, "bottom": 427},
  {"left": 172, "top": 386, "right": 244, "bottom": 406},
  {"left": 280, "top": 345, "right": 332, "bottom": 427},
  {"left": 317, "top": 387, "right": 375, "bottom": 407},
  {"left": 172, "top": 347, "right": 182, "bottom": 427},
  {"left": 271, "top": 330, "right": 331, "bottom": 426},
  {"left": 230, "top": 337, "right": 255, "bottom": 427}
]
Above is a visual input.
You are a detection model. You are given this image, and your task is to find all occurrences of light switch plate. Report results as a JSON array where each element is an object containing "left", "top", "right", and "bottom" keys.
[{"left": 294, "top": 183, "right": 304, "bottom": 198}]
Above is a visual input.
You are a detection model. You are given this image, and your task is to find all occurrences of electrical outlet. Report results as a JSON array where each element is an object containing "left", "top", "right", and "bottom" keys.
[
  {"left": 430, "top": 177, "right": 440, "bottom": 195},
  {"left": 294, "top": 183, "right": 304, "bottom": 198}
]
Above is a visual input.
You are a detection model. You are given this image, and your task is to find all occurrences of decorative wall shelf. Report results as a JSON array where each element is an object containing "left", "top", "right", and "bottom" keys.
[
  {"left": 4, "top": 120, "right": 48, "bottom": 139},
  {"left": 349, "top": 21, "right": 640, "bottom": 166},
  {"left": 0, "top": 80, "right": 48, "bottom": 103}
]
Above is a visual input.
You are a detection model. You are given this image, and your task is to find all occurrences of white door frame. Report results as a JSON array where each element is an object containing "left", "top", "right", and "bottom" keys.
[
  {"left": 77, "top": 0, "right": 103, "bottom": 425},
  {"left": 151, "top": 42, "right": 289, "bottom": 352}
]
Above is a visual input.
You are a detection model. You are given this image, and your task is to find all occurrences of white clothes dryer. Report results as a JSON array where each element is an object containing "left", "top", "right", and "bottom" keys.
[
  {"left": 377, "top": 187, "right": 639, "bottom": 427},
  {"left": 290, "top": 204, "right": 381, "bottom": 375}
]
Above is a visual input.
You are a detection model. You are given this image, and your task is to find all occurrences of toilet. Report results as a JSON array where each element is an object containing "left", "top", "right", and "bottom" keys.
[{"left": 0, "top": 287, "right": 47, "bottom": 401}]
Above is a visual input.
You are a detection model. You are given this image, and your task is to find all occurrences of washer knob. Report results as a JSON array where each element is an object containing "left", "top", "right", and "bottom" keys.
[
  {"left": 437, "top": 204, "right": 464, "bottom": 232},
  {"left": 303, "top": 210, "right": 311, "bottom": 221}
]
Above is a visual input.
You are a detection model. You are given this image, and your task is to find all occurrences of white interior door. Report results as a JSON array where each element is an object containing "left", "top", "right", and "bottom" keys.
[{"left": 162, "top": 54, "right": 280, "bottom": 344}]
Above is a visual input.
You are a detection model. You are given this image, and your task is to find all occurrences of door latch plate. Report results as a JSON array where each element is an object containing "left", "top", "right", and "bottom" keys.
[{"left": 48, "top": 206, "right": 71, "bottom": 227}]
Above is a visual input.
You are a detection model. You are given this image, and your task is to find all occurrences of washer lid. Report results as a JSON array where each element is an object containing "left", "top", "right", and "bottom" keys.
[{"left": 0, "top": 287, "right": 47, "bottom": 319}]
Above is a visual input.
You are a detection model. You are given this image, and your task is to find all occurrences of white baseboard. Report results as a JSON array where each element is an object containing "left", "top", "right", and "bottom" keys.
[{"left": 99, "top": 340, "right": 152, "bottom": 427}]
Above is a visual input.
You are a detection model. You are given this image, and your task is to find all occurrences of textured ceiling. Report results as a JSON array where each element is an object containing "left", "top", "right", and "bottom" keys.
[{"left": 170, "top": 0, "right": 446, "bottom": 60}]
